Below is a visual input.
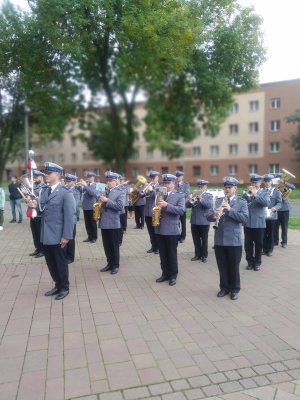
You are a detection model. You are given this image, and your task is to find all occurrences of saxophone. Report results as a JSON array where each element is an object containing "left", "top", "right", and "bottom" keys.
[
  {"left": 152, "top": 186, "right": 167, "bottom": 227},
  {"left": 92, "top": 191, "right": 105, "bottom": 221}
]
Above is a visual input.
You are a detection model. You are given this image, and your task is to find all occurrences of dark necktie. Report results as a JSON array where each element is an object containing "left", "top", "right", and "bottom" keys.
[{"left": 48, "top": 186, "right": 52, "bottom": 196}]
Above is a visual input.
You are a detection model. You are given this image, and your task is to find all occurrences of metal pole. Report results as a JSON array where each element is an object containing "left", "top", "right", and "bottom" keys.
[{"left": 24, "top": 105, "right": 30, "bottom": 173}]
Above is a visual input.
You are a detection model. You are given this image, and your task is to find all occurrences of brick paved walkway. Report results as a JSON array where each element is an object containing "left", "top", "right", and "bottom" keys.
[{"left": 0, "top": 204, "right": 300, "bottom": 400}]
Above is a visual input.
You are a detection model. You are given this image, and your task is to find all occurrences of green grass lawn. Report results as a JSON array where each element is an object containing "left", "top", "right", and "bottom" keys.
[{"left": 288, "top": 218, "right": 300, "bottom": 230}]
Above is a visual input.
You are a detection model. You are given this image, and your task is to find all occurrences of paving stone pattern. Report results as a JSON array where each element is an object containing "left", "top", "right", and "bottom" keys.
[{"left": 0, "top": 204, "right": 300, "bottom": 399}]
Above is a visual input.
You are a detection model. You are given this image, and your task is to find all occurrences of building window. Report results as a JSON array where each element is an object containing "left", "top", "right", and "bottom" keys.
[
  {"left": 82, "top": 152, "right": 88, "bottom": 161},
  {"left": 210, "top": 145, "right": 219, "bottom": 156},
  {"left": 249, "top": 122, "right": 259, "bottom": 133},
  {"left": 59, "top": 153, "right": 65, "bottom": 163},
  {"left": 193, "top": 165, "right": 201, "bottom": 176},
  {"left": 132, "top": 167, "right": 139, "bottom": 177},
  {"left": 146, "top": 150, "right": 153, "bottom": 160},
  {"left": 248, "top": 143, "right": 258, "bottom": 154},
  {"left": 248, "top": 164, "right": 258, "bottom": 174},
  {"left": 229, "top": 144, "right": 238, "bottom": 155},
  {"left": 210, "top": 165, "right": 219, "bottom": 176},
  {"left": 269, "top": 164, "right": 280, "bottom": 174},
  {"left": 229, "top": 124, "right": 239, "bottom": 135},
  {"left": 193, "top": 146, "right": 201, "bottom": 156},
  {"left": 228, "top": 165, "right": 238, "bottom": 175},
  {"left": 71, "top": 153, "right": 77, "bottom": 162},
  {"left": 71, "top": 168, "right": 77, "bottom": 175},
  {"left": 132, "top": 150, "right": 139, "bottom": 160},
  {"left": 271, "top": 98, "right": 280, "bottom": 109},
  {"left": 161, "top": 150, "right": 167, "bottom": 158},
  {"left": 270, "top": 142, "right": 280, "bottom": 153},
  {"left": 249, "top": 100, "right": 259, "bottom": 112},
  {"left": 231, "top": 103, "right": 239, "bottom": 113},
  {"left": 71, "top": 137, "right": 77, "bottom": 146},
  {"left": 270, "top": 120, "right": 281, "bottom": 132},
  {"left": 161, "top": 166, "right": 168, "bottom": 174}
]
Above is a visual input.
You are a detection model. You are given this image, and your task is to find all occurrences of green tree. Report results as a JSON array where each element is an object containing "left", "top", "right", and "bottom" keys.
[
  {"left": 1, "top": 0, "right": 266, "bottom": 173},
  {"left": 0, "top": 1, "right": 80, "bottom": 181}
]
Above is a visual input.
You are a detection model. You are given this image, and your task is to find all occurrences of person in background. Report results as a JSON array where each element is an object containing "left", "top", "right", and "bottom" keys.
[
  {"left": 0, "top": 186, "right": 5, "bottom": 231},
  {"left": 175, "top": 170, "right": 190, "bottom": 243},
  {"left": 28, "top": 170, "right": 46, "bottom": 258},
  {"left": 80, "top": 171, "right": 98, "bottom": 243},
  {"left": 99, "top": 172, "right": 126, "bottom": 275},
  {"left": 8, "top": 176, "right": 23, "bottom": 223},
  {"left": 155, "top": 174, "right": 185, "bottom": 286},
  {"left": 274, "top": 182, "right": 296, "bottom": 248},
  {"left": 186, "top": 179, "right": 213, "bottom": 263},
  {"left": 64, "top": 173, "right": 81, "bottom": 263},
  {"left": 207, "top": 177, "right": 248, "bottom": 300},
  {"left": 262, "top": 174, "right": 282, "bottom": 256},
  {"left": 242, "top": 174, "right": 270, "bottom": 271},
  {"left": 143, "top": 170, "right": 160, "bottom": 254},
  {"left": 118, "top": 175, "right": 129, "bottom": 245}
]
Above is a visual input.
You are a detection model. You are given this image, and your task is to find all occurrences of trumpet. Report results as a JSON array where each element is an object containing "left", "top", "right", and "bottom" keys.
[{"left": 189, "top": 190, "right": 204, "bottom": 206}]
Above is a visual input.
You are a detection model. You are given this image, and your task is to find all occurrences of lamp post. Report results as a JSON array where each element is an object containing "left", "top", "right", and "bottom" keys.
[{"left": 24, "top": 105, "right": 30, "bottom": 173}]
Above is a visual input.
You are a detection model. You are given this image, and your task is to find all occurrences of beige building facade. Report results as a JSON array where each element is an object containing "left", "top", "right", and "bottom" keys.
[{"left": 4, "top": 79, "right": 300, "bottom": 184}]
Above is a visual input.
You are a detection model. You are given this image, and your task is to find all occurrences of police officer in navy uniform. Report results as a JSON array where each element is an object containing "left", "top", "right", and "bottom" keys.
[
  {"left": 33, "top": 162, "right": 76, "bottom": 300},
  {"left": 262, "top": 174, "right": 282, "bottom": 256},
  {"left": 242, "top": 174, "right": 270, "bottom": 271},
  {"left": 29, "top": 170, "right": 46, "bottom": 258},
  {"left": 175, "top": 170, "right": 190, "bottom": 243},
  {"left": 143, "top": 170, "right": 160, "bottom": 254},
  {"left": 64, "top": 174, "right": 81, "bottom": 264},
  {"left": 81, "top": 171, "right": 98, "bottom": 243},
  {"left": 186, "top": 179, "right": 213, "bottom": 263},
  {"left": 134, "top": 181, "right": 146, "bottom": 229},
  {"left": 208, "top": 177, "right": 248, "bottom": 300},
  {"left": 274, "top": 182, "right": 296, "bottom": 248},
  {"left": 99, "top": 172, "right": 126, "bottom": 275},
  {"left": 155, "top": 174, "right": 186, "bottom": 286}
]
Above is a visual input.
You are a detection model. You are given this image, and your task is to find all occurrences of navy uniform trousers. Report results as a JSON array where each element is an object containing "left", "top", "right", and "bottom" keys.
[{"left": 157, "top": 234, "right": 179, "bottom": 279}]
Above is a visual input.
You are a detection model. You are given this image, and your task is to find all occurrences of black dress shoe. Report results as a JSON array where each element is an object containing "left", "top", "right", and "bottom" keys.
[
  {"left": 147, "top": 248, "right": 155, "bottom": 253},
  {"left": 55, "top": 290, "right": 69, "bottom": 300},
  {"left": 44, "top": 288, "right": 59, "bottom": 296},
  {"left": 274, "top": 242, "right": 278, "bottom": 246},
  {"left": 18, "top": 220, "right": 22, "bottom": 223},
  {"left": 217, "top": 289, "right": 229, "bottom": 297},
  {"left": 266, "top": 252, "right": 272, "bottom": 257},
  {"left": 262, "top": 251, "right": 266, "bottom": 255},
  {"left": 156, "top": 275, "right": 169, "bottom": 283},
  {"left": 246, "top": 264, "right": 253, "bottom": 270},
  {"left": 34, "top": 252, "right": 44, "bottom": 258},
  {"left": 230, "top": 292, "right": 239, "bottom": 300},
  {"left": 111, "top": 268, "right": 119, "bottom": 274},
  {"left": 67, "top": 259, "right": 74, "bottom": 264},
  {"left": 100, "top": 265, "right": 112, "bottom": 272},
  {"left": 191, "top": 257, "right": 201, "bottom": 261},
  {"left": 83, "top": 238, "right": 91, "bottom": 242},
  {"left": 9, "top": 220, "right": 16, "bottom": 223},
  {"left": 281, "top": 243, "right": 287, "bottom": 248},
  {"left": 254, "top": 265, "right": 260, "bottom": 271},
  {"left": 169, "top": 278, "right": 176, "bottom": 286},
  {"left": 179, "top": 239, "right": 184, "bottom": 243},
  {"left": 90, "top": 239, "right": 97, "bottom": 243},
  {"left": 29, "top": 250, "right": 38, "bottom": 256},
  {"left": 154, "top": 250, "right": 159, "bottom": 254},
  {"left": 201, "top": 257, "right": 208, "bottom": 263}
]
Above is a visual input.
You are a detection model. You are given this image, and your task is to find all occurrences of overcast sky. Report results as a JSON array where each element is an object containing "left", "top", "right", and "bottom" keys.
[{"left": 1, "top": 0, "right": 300, "bottom": 84}]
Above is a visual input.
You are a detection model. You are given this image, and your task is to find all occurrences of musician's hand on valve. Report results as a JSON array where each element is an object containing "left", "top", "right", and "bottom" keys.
[
  {"left": 159, "top": 200, "right": 168, "bottom": 208},
  {"left": 100, "top": 194, "right": 108, "bottom": 203}
]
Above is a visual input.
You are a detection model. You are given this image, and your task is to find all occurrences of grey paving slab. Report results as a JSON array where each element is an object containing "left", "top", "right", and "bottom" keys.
[{"left": 0, "top": 205, "right": 300, "bottom": 399}]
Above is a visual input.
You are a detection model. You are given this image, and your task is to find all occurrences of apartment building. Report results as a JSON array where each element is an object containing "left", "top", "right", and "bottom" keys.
[{"left": 4, "top": 79, "right": 300, "bottom": 184}]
